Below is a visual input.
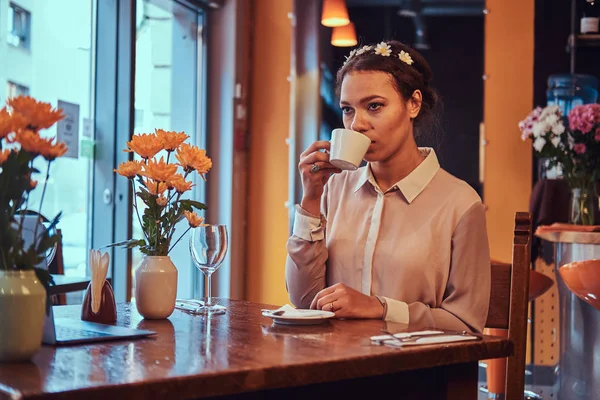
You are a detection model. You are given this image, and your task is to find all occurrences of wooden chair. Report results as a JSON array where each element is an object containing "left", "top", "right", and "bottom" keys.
[
  {"left": 14, "top": 210, "right": 67, "bottom": 305},
  {"left": 48, "top": 229, "right": 67, "bottom": 305},
  {"left": 485, "top": 212, "right": 532, "bottom": 400}
]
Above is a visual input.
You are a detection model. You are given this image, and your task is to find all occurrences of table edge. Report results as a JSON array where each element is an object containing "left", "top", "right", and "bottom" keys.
[{"left": 5, "top": 337, "right": 512, "bottom": 400}]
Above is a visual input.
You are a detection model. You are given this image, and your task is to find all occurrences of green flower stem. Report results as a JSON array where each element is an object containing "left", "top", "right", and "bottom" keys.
[
  {"left": 11, "top": 158, "right": 33, "bottom": 251},
  {"left": 16, "top": 155, "right": 36, "bottom": 256},
  {"left": 33, "top": 159, "right": 52, "bottom": 245},
  {"left": 168, "top": 226, "right": 191, "bottom": 253},
  {"left": 154, "top": 180, "right": 160, "bottom": 251},
  {"left": 132, "top": 178, "right": 149, "bottom": 243},
  {"left": 570, "top": 176, "right": 597, "bottom": 225},
  {"left": 167, "top": 191, "right": 184, "bottom": 244}
]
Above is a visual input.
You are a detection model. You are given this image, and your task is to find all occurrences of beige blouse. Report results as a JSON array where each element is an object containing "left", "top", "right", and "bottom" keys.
[{"left": 285, "top": 148, "right": 491, "bottom": 333}]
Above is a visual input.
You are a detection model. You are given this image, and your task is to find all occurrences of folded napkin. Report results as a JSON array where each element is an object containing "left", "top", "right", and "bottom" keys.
[
  {"left": 536, "top": 223, "right": 600, "bottom": 233},
  {"left": 89, "top": 249, "right": 110, "bottom": 314},
  {"left": 384, "top": 334, "right": 479, "bottom": 347},
  {"left": 370, "top": 330, "right": 479, "bottom": 347},
  {"left": 370, "top": 330, "right": 443, "bottom": 342},
  {"left": 264, "top": 304, "right": 332, "bottom": 318}
]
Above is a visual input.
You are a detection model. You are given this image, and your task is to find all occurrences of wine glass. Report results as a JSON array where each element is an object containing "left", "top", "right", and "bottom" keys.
[{"left": 190, "top": 225, "right": 228, "bottom": 315}]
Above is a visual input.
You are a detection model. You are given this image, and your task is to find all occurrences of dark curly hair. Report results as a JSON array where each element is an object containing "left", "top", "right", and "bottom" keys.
[{"left": 335, "top": 40, "right": 442, "bottom": 140}]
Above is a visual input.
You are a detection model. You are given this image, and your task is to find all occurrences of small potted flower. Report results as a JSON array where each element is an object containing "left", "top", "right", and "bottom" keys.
[
  {"left": 519, "top": 104, "right": 600, "bottom": 224},
  {"left": 113, "top": 130, "right": 211, "bottom": 319},
  {"left": 0, "top": 96, "right": 67, "bottom": 362}
]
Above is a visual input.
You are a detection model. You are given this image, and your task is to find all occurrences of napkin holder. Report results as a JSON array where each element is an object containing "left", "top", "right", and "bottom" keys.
[
  {"left": 81, "top": 249, "right": 116, "bottom": 324},
  {"left": 81, "top": 280, "right": 117, "bottom": 324}
]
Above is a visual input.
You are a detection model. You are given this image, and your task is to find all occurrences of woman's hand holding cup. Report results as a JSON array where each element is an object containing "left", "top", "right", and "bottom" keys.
[{"left": 298, "top": 141, "right": 341, "bottom": 215}]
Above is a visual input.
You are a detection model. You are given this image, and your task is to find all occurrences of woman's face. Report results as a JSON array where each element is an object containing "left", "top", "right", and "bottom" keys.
[{"left": 339, "top": 71, "right": 421, "bottom": 163}]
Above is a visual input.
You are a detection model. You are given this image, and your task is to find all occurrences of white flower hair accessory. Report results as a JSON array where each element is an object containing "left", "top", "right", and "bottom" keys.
[
  {"left": 355, "top": 45, "right": 372, "bottom": 56},
  {"left": 344, "top": 45, "right": 372, "bottom": 65},
  {"left": 343, "top": 49, "right": 356, "bottom": 66},
  {"left": 398, "top": 50, "right": 414, "bottom": 65},
  {"left": 374, "top": 42, "right": 391, "bottom": 56},
  {"left": 343, "top": 42, "right": 415, "bottom": 67}
]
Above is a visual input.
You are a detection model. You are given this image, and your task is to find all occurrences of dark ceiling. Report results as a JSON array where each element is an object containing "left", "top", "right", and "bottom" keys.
[{"left": 346, "top": 0, "right": 485, "bottom": 17}]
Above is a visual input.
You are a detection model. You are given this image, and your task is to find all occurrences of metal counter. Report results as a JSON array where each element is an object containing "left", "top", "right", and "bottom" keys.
[{"left": 555, "top": 242, "right": 600, "bottom": 400}]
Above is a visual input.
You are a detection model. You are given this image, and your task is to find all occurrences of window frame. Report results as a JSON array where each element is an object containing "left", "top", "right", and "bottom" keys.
[
  {"left": 7, "top": 80, "right": 29, "bottom": 97},
  {"left": 7, "top": 3, "right": 31, "bottom": 49},
  {"left": 94, "top": 0, "right": 210, "bottom": 302}
]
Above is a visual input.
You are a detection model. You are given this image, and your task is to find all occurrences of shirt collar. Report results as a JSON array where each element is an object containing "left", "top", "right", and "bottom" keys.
[{"left": 352, "top": 147, "right": 440, "bottom": 203}]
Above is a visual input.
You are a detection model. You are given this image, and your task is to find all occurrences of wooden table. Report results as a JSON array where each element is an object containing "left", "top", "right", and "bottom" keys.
[{"left": 0, "top": 300, "right": 512, "bottom": 400}]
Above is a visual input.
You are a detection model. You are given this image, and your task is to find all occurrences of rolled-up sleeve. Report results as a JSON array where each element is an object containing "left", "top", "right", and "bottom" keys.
[
  {"left": 285, "top": 199, "right": 330, "bottom": 308},
  {"left": 291, "top": 206, "right": 326, "bottom": 242},
  {"left": 380, "top": 297, "right": 409, "bottom": 324}
]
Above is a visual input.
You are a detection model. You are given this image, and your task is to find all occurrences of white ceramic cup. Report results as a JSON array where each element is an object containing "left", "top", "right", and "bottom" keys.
[{"left": 329, "top": 128, "right": 371, "bottom": 170}]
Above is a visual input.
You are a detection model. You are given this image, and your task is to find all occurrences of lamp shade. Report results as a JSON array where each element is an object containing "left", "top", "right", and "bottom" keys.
[
  {"left": 331, "top": 22, "right": 357, "bottom": 47},
  {"left": 321, "top": 0, "right": 350, "bottom": 27}
]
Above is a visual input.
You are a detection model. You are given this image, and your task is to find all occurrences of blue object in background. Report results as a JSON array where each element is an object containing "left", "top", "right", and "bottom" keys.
[{"left": 547, "top": 74, "right": 599, "bottom": 116}]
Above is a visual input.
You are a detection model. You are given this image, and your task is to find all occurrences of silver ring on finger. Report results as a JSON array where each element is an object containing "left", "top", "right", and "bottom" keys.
[
  {"left": 329, "top": 302, "right": 334, "bottom": 312},
  {"left": 310, "top": 164, "right": 320, "bottom": 174}
]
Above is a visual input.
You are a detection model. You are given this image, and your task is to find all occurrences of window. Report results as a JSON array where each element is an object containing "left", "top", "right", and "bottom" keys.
[
  {"left": 7, "top": 3, "right": 31, "bottom": 49},
  {"left": 1, "top": 0, "right": 211, "bottom": 304},
  {"left": 131, "top": 0, "right": 206, "bottom": 301},
  {"left": 7, "top": 81, "right": 29, "bottom": 98},
  {"left": 0, "top": 1, "right": 98, "bottom": 304}
]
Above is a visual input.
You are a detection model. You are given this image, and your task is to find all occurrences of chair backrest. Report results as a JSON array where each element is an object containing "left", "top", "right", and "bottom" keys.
[
  {"left": 49, "top": 229, "right": 66, "bottom": 305},
  {"left": 15, "top": 210, "right": 66, "bottom": 304},
  {"left": 485, "top": 212, "right": 532, "bottom": 400}
]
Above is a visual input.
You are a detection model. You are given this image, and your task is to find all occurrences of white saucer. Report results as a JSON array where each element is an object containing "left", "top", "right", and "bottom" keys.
[{"left": 262, "top": 307, "right": 335, "bottom": 326}]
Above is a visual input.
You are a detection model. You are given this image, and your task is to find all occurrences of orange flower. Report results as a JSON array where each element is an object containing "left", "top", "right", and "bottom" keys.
[
  {"left": 14, "top": 130, "right": 50, "bottom": 154},
  {"left": 114, "top": 160, "right": 143, "bottom": 179},
  {"left": 167, "top": 173, "right": 184, "bottom": 188},
  {"left": 167, "top": 175, "right": 194, "bottom": 193},
  {"left": 193, "top": 153, "right": 212, "bottom": 177},
  {"left": 40, "top": 141, "right": 68, "bottom": 161},
  {"left": 8, "top": 96, "right": 64, "bottom": 131},
  {"left": 0, "top": 108, "right": 27, "bottom": 140},
  {"left": 124, "top": 133, "right": 163, "bottom": 159},
  {"left": 176, "top": 143, "right": 212, "bottom": 177},
  {"left": 0, "top": 108, "right": 12, "bottom": 140},
  {"left": 156, "top": 129, "right": 189, "bottom": 151},
  {"left": 0, "top": 149, "right": 11, "bottom": 165},
  {"left": 142, "top": 156, "right": 178, "bottom": 182},
  {"left": 156, "top": 196, "right": 168, "bottom": 207},
  {"left": 143, "top": 178, "right": 168, "bottom": 196},
  {"left": 184, "top": 210, "right": 204, "bottom": 228},
  {"left": 14, "top": 130, "right": 68, "bottom": 160}
]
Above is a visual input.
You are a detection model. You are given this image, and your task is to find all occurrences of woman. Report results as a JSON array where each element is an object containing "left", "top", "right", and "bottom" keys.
[{"left": 285, "top": 40, "right": 490, "bottom": 333}]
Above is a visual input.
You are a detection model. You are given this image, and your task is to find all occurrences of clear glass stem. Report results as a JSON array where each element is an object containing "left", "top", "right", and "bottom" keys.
[{"left": 204, "top": 271, "right": 213, "bottom": 307}]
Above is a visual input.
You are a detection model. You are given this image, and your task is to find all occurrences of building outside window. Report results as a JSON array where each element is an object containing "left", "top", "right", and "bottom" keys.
[
  {"left": 7, "top": 3, "right": 31, "bottom": 49},
  {"left": 0, "top": 0, "right": 96, "bottom": 291},
  {"left": 7, "top": 80, "right": 29, "bottom": 98}
]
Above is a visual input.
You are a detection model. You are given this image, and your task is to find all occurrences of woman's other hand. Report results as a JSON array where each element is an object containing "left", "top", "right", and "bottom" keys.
[{"left": 310, "top": 283, "right": 384, "bottom": 319}]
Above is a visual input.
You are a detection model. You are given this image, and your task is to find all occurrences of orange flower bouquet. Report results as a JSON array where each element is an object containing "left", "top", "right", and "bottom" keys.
[
  {"left": 0, "top": 96, "right": 67, "bottom": 362},
  {"left": 113, "top": 130, "right": 211, "bottom": 256},
  {"left": 0, "top": 96, "right": 67, "bottom": 286},
  {"left": 114, "top": 130, "right": 211, "bottom": 319}
]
